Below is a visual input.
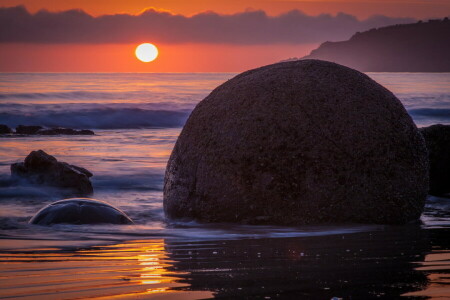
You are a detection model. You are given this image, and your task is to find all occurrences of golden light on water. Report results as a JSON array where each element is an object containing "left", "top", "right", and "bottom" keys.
[
  {"left": 135, "top": 43, "right": 159, "bottom": 62},
  {"left": 0, "top": 239, "right": 213, "bottom": 299},
  {"left": 402, "top": 251, "right": 450, "bottom": 299}
]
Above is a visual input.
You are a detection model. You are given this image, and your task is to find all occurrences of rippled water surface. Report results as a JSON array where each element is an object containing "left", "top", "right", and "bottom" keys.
[{"left": 0, "top": 72, "right": 449, "bottom": 299}]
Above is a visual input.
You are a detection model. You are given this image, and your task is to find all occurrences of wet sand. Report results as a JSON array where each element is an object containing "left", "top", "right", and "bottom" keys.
[
  {"left": 1, "top": 71, "right": 449, "bottom": 299},
  {"left": 0, "top": 225, "right": 449, "bottom": 299}
]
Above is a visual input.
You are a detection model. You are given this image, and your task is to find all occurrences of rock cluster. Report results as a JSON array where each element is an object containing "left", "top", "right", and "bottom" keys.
[
  {"left": 0, "top": 125, "right": 94, "bottom": 135},
  {"left": 0, "top": 124, "right": 13, "bottom": 134},
  {"left": 11, "top": 150, "right": 93, "bottom": 197},
  {"left": 15, "top": 125, "right": 43, "bottom": 134},
  {"left": 164, "top": 60, "right": 429, "bottom": 225},
  {"left": 38, "top": 127, "right": 95, "bottom": 135}
]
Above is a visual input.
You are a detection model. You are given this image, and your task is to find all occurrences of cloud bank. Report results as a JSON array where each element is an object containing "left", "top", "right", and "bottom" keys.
[{"left": 0, "top": 6, "right": 415, "bottom": 44}]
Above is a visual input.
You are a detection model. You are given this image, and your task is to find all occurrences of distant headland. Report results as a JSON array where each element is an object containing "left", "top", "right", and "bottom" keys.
[{"left": 300, "top": 18, "right": 450, "bottom": 72}]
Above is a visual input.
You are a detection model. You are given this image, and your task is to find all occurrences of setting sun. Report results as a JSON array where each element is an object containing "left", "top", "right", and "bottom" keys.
[{"left": 135, "top": 43, "right": 158, "bottom": 62}]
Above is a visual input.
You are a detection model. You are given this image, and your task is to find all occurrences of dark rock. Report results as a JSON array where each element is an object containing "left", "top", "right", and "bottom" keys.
[
  {"left": 13, "top": 125, "right": 94, "bottom": 135},
  {"left": 420, "top": 124, "right": 450, "bottom": 196},
  {"left": 24, "top": 149, "right": 57, "bottom": 170},
  {"left": 0, "top": 124, "right": 12, "bottom": 134},
  {"left": 38, "top": 128, "right": 95, "bottom": 135},
  {"left": 16, "top": 125, "right": 43, "bottom": 134},
  {"left": 10, "top": 162, "right": 27, "bottom": 177},
  {"left": 29, "top": 198, "right": 133, "bottom": 225},
  {"left": 11, "top": 150, "right": 93, "bottom": 197},
  {"left": 164, "top": 60, "right": 429, "bottom": 225},
  {"left": 79, "top": 129, "right": 95, "bottom": 135},
  {"left": 69, "top": 165, "right": 94, "bottom": 178}
]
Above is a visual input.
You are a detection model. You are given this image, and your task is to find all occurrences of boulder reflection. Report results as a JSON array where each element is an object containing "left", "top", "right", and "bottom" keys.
[
  {"left": 1, "top": 227, "right": 448, "bottom": 299},
  {"left": 164, "top": 226, "right": 447, "bottom": 299}
]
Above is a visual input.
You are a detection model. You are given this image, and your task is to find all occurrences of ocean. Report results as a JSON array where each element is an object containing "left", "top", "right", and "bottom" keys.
[{"left": 0, "top": 72, "right": 449, "bottom": 299}]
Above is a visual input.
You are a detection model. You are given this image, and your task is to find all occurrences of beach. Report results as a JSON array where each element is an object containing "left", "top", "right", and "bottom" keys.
[
  {"left": 0, "top": 72, "right": 449, "bottom": 299},
  {"left": 1, "top": 222, "right": 449, "bottom": 299}
]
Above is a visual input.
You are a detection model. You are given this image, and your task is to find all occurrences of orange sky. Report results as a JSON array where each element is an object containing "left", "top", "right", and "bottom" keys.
[
  {"left": 0, "top": 1, "right": 449, "bottom": 72},
  {"left": 2, "top": 0, "right": 449, "bottom": 19},
  {"left": 0, "top": 43, "right": 317, "bottom": 72}
]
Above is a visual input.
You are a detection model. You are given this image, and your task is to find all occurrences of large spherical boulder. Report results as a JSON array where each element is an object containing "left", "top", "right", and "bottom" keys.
[
  {"left": 29, "top": 198, "right": 133, "bottom": 225},
  {"left": 164, "top": 60, "right": 429, "bottom": 225}
]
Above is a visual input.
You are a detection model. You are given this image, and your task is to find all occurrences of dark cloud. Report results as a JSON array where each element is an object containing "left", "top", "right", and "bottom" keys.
[{"left": 0, "top": 5, "right": 415, "bottom": 44}]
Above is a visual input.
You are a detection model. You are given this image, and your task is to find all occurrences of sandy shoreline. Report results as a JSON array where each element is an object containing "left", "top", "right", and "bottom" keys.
[{"left": 1, "top": 226, "right": 449, "bottom": 299}]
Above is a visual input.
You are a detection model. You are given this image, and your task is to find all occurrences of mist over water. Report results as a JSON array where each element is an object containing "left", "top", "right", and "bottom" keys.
[
  {"left": 0, "top": 72, "right": 449, "bottom": 300},
  {"left": 0, "top": 72, "right": 449, "bottom": 130},
  {"left": 0, "top": 72, "right": 449, "bottom": 249},
  {"left": 0, "top": 72, "right": 229, "bottom": 130}
]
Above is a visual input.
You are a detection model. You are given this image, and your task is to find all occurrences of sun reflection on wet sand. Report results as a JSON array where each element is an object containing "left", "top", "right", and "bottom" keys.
[
  {"left": 402, "top": 250, "right": 450, "bottom": 299},
  {"left": 0, "top": 239, "right": 212, "bottom": 300}
]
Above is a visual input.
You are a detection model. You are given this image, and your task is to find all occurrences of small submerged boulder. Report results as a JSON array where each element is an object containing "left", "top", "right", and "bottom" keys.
[
  {"left": 11, "top": 150, "right": 93, "bottom": 197},
  {"left": 29, "top": 198, "right": 133, "bottom": 225},
  {"left": 420, "top": 124, "right": 450, "bottom": 196},
  {"left": 164, "top": 60, "right": 429, "bottom": 225}
]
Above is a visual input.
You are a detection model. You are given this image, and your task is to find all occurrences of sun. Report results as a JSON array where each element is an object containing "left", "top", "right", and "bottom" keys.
[{"left": 135, "top": 43, "right": 159, "bottom": 62}]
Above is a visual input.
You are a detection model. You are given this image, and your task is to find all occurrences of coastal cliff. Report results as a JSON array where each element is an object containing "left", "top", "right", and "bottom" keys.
[{"left": 302, "top": 18, "right": 450, "bottom": 72}]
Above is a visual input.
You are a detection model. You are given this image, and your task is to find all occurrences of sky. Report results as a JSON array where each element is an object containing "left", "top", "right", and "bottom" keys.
[{"left": 0, "top": 0, "right": 449, "bottom": 72}]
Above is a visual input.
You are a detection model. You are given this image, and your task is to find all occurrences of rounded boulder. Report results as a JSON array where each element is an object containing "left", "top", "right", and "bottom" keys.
[
  {"left": 30, "top": 198, "right": 134, "bottom": 225},
  {"left": 164, "top": 60, "right": 429, "bottom": 225}
]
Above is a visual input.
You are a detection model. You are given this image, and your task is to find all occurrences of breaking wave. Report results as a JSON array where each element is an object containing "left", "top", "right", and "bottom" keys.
[
  {"left": 0, "top": 107, "right": 191, "bottom": 129},
  {"left": 408, "top": 108, "right": 450, "bottom": 119}
]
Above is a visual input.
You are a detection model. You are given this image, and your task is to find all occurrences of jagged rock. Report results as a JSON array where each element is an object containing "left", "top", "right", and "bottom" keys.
[
  {"left": 420, "top": 124, "right": 450, "bottom": 196},
  {"left": 164, "top": 60, "right": 429, "bottom": 225},
  {"left": 29, "top": 198, "right": 133, "bottom": 225},
  {"left": 11, "top": 150, "right": 93, "bottom": 197},
  {"left": 15, "top": 125, "right": 43, "bottom": 134},
  {"left": 0, "top": 124, "right": 12, "bottom": 134}
]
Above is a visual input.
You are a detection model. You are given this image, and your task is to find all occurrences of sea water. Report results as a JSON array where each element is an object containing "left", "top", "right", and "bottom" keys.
[
  {"left": 0, "top": 72, "right": 449, "bottom": 245},
  {"left": 0, "top": 72, "right": 449, "bottom": 299}
]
